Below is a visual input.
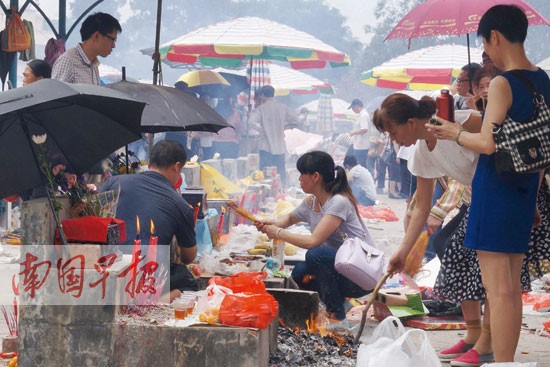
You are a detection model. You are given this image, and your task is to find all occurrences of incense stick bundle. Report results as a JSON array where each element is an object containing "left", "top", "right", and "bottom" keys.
[
  {"left": 226, "top": 201, "right": 257, "bottom": 222},
  {"left": 355, "top": 230, "right": 430, "bottom": 343}
]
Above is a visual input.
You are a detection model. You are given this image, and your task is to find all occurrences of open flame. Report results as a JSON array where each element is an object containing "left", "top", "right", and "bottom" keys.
[{"left": 150, "top": 219, "right": 155, "bottom": 235}]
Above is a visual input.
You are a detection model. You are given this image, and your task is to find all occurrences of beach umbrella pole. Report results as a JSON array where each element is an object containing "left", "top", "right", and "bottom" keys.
[{"left": 467, "top": 34, "right": 473, "bottom": 94}]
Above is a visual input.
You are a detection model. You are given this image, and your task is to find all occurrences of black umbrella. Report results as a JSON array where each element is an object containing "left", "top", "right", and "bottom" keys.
[
  {"left": 0, "top": 79, "right": 145, "bottom": 199},
  {"left": 104, "top": 80, "right": 230, "bottom": 133}
]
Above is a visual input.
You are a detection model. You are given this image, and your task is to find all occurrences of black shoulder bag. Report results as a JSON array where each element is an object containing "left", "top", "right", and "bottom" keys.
[{"left": 492, "top": 69, "right": 550, "bottom": 174}]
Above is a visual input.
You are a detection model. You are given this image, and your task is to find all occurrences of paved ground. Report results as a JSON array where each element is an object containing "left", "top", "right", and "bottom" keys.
[
  {"left": 366, "top": 192, "right": 550, "bottom": 366},
  {"left": 0, "top": 190, "right": 548, "bottom": 365}
]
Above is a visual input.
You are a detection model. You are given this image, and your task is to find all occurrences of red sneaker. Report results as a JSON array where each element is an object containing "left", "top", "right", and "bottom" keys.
[
  {"left": 450, "top": 349, "right": 495, "bottom": 367},
  {"left": 438, "top": 340, "right": 473, "bottom": 360}
]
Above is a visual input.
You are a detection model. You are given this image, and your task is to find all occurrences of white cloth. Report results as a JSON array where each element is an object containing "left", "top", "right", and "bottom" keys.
[
  {"left": 408, "top": 109, "right": 478, "bottom": 185},
  {"left": 352, "top": 109, "right": 374, "bottom": 150},
  {"left": 397, "top": 145, "right": 415, "bottom": 160},
  {"left": 348, "top": 165, "right": 377, "bottom": 202}
]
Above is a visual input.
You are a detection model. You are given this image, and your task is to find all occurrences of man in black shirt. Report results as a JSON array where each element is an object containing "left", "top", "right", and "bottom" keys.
[{"left": 100, "top": 140, "right": 196, "bottom": 297}]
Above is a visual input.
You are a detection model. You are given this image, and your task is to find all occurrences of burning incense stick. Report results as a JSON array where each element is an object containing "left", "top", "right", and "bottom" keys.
[{"left": 226, "top": 201, "right": 257, "bottom": 222}]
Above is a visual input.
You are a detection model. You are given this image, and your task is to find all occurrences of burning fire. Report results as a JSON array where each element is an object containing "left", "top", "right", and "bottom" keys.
[{"left": 150, "top": 219, "right": 155, "bottom": 235}]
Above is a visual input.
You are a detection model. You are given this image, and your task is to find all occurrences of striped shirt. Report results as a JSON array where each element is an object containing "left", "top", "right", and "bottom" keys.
[{"left": 52, "top": 44, "right": 100, "bottom": 85}]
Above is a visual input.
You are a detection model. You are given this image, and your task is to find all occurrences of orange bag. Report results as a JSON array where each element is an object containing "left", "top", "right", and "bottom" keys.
[
  {"left": 209, "top": 272, "right": 267, "bottom": 294},
  {"left": 218, "top": 292, "right": 278, "bottom": 329},
  {"left": 2, "top": 10, "right": 31, "bottom": 52}
]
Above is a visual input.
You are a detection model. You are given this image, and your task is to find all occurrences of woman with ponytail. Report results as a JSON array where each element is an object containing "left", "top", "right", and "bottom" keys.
[{"left": 256, "top": 150, "right": 373, "bottom": 322}]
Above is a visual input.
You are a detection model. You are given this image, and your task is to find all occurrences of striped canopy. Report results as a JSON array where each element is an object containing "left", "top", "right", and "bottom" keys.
[
  {"left": 141, "top": 17, "right": 350, "bottom": 70},
  {"left": 361, "top": 44, "right": 483, "bottom": 90},
  {"left": 299, "top": 98, "right": 357, "bottom": 121},
  {"left": 215, "top": 63, "right": 331, "bottom": 96}
]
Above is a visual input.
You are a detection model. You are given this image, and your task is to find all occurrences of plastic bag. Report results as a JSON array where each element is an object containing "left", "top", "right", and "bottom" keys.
[
  {"left": 209, "top": 272, "right": 267, "bottom": 294},
  {"left": 358, "top": 206, "right": 399, "bottom": 222},
  {"left": 358, "top": 317, "right": 440, "bottom": 367},
  {"left": 223, "top": 224, "right": 261, "bottom": 253},
  {"left": 2, "top": 11, "right": 31, "bottom": 52},
  {"left": 196, "top": 283, "right": 232, "bottom": 324},
  {"left": 218, "top": 292, "right": 278, "bottom": 329},
  {"left": 369, "top": 316, "right": 407, "bottom": 344},
  {"left": 195, "top": 217, "right": 213, "bottom": 258}
]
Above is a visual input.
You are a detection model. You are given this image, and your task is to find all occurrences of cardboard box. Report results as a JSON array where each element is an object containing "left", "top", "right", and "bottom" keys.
[{"left": 183, "top": 164, "right": 201, "bottom": 187}]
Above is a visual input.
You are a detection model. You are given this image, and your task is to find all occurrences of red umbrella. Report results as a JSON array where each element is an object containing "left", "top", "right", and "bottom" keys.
[
  {"left": 386, "top": 0, "right": 549, "bottom": 44},
  {"left": 385, "top": 0, "right": 549, "bottom": 90}
]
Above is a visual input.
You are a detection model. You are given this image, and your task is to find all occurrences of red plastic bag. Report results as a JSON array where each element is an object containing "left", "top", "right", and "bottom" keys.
[
  {"left": 358, "top": 206, "right": 399, "bottom": 222},
  {"left": 533, "top": 293, "right": 550, "bottom": 312},
  {"left": 219, "top": 292, "right": 278, "bottom": 329},
  {"left": 209, "top": 272, "right": 267, "bottom": 294}
]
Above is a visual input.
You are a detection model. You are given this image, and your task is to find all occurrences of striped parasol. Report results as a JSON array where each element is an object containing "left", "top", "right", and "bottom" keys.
[
  {"left": 214, "top": 63, "right": 331, "bottom": 97},
  {"left": 246, "top": 59, "right": 271, "bottom": 104},
  {"left": 141, "top": 16, "right": 350, "bottom": 70},
  {"left": 316, "top": 92, "right": 334, "bottom": 136},
  {"left": 361, "top": 44, "right": 483, "bottom": 90}
]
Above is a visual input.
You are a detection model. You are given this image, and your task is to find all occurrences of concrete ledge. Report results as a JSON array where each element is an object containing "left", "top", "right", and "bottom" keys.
[{"left": 267, "top": 288, "right": 319, "bottom": 329}]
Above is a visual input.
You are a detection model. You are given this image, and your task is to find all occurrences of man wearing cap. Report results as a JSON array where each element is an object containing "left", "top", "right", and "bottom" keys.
[{"left": 348, "top": 99, "right": 376, "bottom": 173}]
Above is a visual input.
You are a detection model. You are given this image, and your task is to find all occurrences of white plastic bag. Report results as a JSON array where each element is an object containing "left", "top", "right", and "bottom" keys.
[
  {"left": 368, "top": 316, "right": 407, "bottom": 344},
  {"left": 357, "top": 317, "right": 441, "bottom": 367}
]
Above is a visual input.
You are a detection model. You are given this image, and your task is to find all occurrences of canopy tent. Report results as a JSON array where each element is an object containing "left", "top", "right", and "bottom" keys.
[
  {"left": 141, "top": 16, "right": 350, "bottom": 70},
  {"left": 361, "top": 44, "right": 483, "bottom": 91},
  {"left": 212, "top": 63, "right": 331, "bottom": 96}
]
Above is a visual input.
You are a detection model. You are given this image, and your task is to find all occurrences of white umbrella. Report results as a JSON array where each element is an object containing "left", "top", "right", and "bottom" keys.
[
  {"left": 284, "top": 128, "right": 323, "bottom": 156},
  {"left": 537, "top": 56, "right": 550, "bottom": 77},
  {"left": 213, "top": 63, "right": 330, "bottom": 96}
]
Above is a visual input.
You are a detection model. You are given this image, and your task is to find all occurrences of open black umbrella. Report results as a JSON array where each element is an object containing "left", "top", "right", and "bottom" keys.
[
  {"left": 0, "top": 78, "right": 145, "bottom": 199},
  {"left": 104, "top": 80, "right": 230, "bottom": 133}
]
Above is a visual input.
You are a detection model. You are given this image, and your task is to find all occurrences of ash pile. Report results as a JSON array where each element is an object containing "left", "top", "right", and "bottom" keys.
[{"left": 269, "top": 327, "right": 357, "bottom": 366}]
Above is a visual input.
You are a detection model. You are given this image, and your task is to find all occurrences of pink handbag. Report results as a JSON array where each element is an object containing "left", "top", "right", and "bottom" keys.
[{"left": 334, "top": 223, "right": 386, "bottom": 291}]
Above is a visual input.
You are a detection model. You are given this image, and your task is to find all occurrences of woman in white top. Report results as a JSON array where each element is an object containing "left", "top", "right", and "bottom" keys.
[{"left": 256, "top": 151, "right": 373, "bottom": 321}]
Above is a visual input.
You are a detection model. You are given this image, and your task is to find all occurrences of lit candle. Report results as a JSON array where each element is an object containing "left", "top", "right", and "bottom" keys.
[
  {"left": 132, "top": 216, "right": 141, "bottom": 279},
  {"left": 217, "top": 207, "right": 225, "bottom": 235},
  {"left": 193, "top": 202, "right": 201, "bottom": 225},
  {"left": 148, "top": 219, "right": 158, "bottom": 265}
]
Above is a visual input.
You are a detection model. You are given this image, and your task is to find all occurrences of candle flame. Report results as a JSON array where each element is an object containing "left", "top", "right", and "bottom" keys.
[
  {"left": 150, "top": 219, "right": 155, "bottom": 235},
  {"left": 136, "top": 216, "right": 140, "bottom": 233},
  {"left": 221, "top": 206, "right": 226, "bottom": 214}
]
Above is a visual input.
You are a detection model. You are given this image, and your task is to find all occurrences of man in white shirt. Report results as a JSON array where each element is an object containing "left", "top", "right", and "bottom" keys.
[
  {"left": 249, "top": 85, "right": 298, "bottom": 187},
  {"left": 343, "top": 155, "right": 377, "bottom": 206},
  {"left": 348, "top": 99, "right": 376, "bottom": 174}
]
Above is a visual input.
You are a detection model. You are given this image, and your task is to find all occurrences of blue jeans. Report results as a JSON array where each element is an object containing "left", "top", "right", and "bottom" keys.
[
  {"left": 346, "top": 147, "right": 369, "bottom": 169},
  {"left": 350, "top": 182, "right": 376, "bottom": 206},
  {"left": 292, "top": 246, "right": 368, "bottom": 319},
  {"left": 425, "top": 181, "right": 444, "bottom": 261}
]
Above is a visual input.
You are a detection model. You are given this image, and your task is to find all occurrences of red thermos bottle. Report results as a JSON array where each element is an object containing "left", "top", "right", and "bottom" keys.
[{"left": 436, "top": 89, "right": 455, "bottom": 122}]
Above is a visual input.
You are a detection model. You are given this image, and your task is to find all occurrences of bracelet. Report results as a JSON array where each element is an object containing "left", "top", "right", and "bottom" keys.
[
  {"left": 275, "top": 228, "right": 283, "bottom": 239},
  {"left": 456, "top": 129, "right": 466, "bottom": 146}
]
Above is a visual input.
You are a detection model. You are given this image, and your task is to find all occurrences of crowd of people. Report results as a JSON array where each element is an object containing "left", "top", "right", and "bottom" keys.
[{"left": 4, "top": 4, "right": 550, "bottom": 365}]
